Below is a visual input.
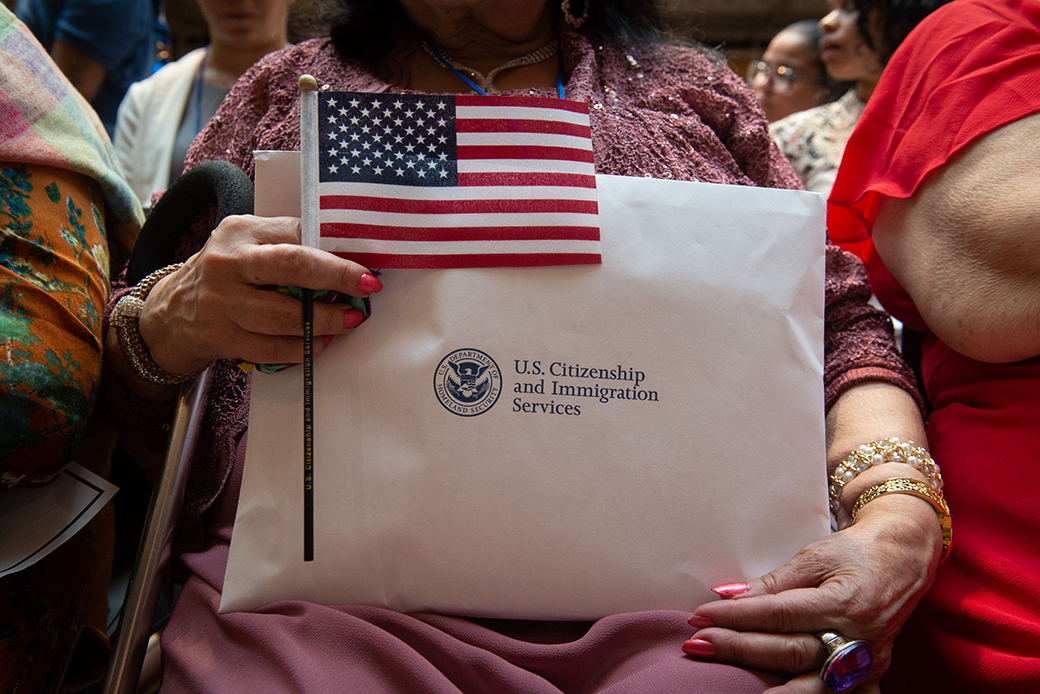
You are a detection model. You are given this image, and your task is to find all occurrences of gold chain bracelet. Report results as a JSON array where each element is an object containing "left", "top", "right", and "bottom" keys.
[{"left": 852, "top": 477, "right": 952, "bottom": 560}]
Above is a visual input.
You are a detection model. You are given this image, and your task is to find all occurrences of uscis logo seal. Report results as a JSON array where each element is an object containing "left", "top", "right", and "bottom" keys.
[{"left": 434, "top": 348, "right": 502, "bottom": 417}]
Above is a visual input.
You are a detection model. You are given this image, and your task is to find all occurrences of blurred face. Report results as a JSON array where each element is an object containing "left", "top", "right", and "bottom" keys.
[
  {"left": 750, "top": 29, "right": 825, "bottom": 122},
  {"left": 197, "top": 0, "right": 290, "bottom": 51},
  {"left": 818, "top": 0, "right": 884, "bottom": 83},
  {"left": 400, "top": 0, "right": 553, "bottom": 50}
]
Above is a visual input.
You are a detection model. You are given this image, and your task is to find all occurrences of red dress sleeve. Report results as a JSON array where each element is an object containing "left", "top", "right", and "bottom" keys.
[
  {"left": 828, "top": 0, "right": 1040, "bottom": 258},
  {"left": 825, "top": 5, "right": 1040, "bottom": 690}
]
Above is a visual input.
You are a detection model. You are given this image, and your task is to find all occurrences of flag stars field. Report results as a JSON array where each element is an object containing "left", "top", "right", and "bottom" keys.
[
  {"left": 312, "top": 91, "right": 601, "bottom": 268},
  {"left": 321, "top": 93, "right": 457, "bottom": 184}
]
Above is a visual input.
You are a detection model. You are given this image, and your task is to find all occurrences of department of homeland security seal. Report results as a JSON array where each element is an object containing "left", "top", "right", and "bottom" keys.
[{"left": 434, "top": 348, "right": 502, "bottom": 416}]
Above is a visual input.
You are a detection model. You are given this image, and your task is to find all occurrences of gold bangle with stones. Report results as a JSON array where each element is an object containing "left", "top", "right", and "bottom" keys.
[
  {"left": 110, "top": 263, "right": 205, "bottom": 386},
  {"left": 852, "top": 477, "right": 952, "bottom": 561},
  {"left": 829, "top": 438, "right": 942, "bottom": 516}
]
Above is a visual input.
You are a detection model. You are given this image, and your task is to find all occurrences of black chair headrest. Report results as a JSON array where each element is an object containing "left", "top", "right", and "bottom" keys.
[{"left": 127, "top": 161, "right": 254, "bottom": 285}]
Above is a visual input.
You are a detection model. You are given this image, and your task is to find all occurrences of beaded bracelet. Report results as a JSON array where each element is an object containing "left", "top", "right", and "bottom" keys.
[
  {"left": 829, "top": 438, "right": 942, "bottom": 516},
  {"left": 852, "top": 477, "right": 952, "bottom": 560},
  {"left": 110, "top": 263, "right": 206, "bottom": 386}
]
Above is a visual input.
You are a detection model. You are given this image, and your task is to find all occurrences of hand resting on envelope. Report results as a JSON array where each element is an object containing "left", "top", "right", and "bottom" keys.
[
  {"left": 684, "top": 382, "right": 944, "bottom": 693},
  {"left": 109, "top": 215, "right": 382, "bottom": 397}
]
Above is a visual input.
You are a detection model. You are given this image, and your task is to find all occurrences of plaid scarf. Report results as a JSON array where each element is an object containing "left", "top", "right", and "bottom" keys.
[{"left": 0, "top": 5, "right": 143, "bottom": 247}]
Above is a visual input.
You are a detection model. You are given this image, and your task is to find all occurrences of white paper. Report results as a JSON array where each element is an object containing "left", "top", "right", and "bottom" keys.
[
  {"left": 0, "top": 463, "right": 117, "bottom": 577},
  {"left": 223, "top": 151, "right": 830, "bottom": 619}
]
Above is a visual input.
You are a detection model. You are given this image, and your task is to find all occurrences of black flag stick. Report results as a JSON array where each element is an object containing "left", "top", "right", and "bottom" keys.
[{"left": 299, "top": 74, "right": 319, "bottom": 561}]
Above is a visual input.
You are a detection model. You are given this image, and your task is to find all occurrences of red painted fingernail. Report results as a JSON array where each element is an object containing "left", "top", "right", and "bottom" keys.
[
  {"left": 358, "top": 273, "right": 383, "bottom": 294},
  {"left": 322, "top": 335, "right": 334, "bottom": 346},
  {"left": 344, "top": 310, "right": 365, "bottom": 328},
  {"left": 687, "top": 614, "right": 713, "bottom": 628},
  {"left": 681, "top": 639, "right": 716, "bottom": 658},
  {"left": 711, "top": 582, "right": 749, "bottom": 598}
]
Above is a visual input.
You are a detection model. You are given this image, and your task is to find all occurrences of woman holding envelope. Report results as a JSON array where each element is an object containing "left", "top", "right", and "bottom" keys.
[{"left": 104, "top": 0, "right": 946, "bottom": 691}]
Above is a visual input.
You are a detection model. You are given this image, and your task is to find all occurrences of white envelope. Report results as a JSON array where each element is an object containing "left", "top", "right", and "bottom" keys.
[{"left": 222, "top": 152, "right": 830, "bottom": 619}]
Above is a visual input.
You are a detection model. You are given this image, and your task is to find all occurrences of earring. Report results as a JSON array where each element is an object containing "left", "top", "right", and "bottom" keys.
[{"left": 561, "top": 0, "right": 588, "bottom": 28}]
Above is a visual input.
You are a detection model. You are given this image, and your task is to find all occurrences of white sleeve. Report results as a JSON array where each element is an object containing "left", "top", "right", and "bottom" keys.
[{"left": 114, "top": 80, "right": 146, "bottom": 202}]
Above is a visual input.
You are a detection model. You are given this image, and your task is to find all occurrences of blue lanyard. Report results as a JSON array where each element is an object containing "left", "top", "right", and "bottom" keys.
[
  {"left": 423, "top": 40, "right": 566, "bottom": 99},
  {"left": 193, "top": 49, "right": 207, "bottom": 136}
]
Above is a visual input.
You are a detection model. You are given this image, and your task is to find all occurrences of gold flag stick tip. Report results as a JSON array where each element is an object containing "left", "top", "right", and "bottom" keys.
[{"left": 298, "top": 74, "right": 318, "bottom": 92}]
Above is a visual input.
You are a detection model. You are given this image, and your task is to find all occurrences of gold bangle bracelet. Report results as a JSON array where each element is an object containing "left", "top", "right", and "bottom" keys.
[
  {"left": 852, "top": 477, "right": 952, "bottom": 560},
  {"left": 110, "top": 263, "right": 205, "bottom": 386}
]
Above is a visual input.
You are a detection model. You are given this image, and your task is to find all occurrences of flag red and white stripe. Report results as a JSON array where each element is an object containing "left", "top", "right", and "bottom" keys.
[{"left": 312, "top": 93, "right": 600, "bottom": 268}]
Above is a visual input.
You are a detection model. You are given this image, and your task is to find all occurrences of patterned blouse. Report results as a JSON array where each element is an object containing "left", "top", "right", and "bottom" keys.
[
  {"left": 769, "top": 90, "right": 866, "bottom": 196},
  {"left": 0, "top": 164, "right": 109, "bottom": 488}
]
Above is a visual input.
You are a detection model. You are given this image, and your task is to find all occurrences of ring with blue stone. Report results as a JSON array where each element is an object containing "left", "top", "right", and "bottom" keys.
[{"left": 817, "top": 630, "right": 873, "bottom": 692}]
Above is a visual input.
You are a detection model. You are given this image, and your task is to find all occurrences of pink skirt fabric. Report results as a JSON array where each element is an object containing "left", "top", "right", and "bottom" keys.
[{"left": 159, "top": 437, "right": 781, "bottom": 692}]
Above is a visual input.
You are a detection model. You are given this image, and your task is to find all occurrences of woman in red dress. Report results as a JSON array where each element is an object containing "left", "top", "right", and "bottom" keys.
[{"left": 828, "top": 0, "right": 1040, "bottom": 690}]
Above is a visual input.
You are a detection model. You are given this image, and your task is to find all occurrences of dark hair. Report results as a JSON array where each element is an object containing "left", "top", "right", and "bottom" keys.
[
  {"left": 851, "top": 0, "right": 953, "bottom": 64},
  {"left": 781, "top": 19, "right": 851, "bottom": 104},
  {"left": 329, "top": 0, "right": 668, "bottom": 65}
]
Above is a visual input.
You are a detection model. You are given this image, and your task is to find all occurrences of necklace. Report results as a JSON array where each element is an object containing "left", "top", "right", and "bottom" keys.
[
  {"left": 421, "top": 37, "right": 563, "bottom": 97},
  {"left": 191, "top": 49, "right": 242, "bottom": 136}
]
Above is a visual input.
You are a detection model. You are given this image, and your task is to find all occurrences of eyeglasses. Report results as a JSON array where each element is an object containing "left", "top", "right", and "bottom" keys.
[{"left": 746, "top": 61, "right": 820, "bottom": 94}]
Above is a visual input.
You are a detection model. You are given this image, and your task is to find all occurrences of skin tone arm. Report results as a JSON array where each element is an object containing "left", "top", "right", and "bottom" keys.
[
  {"left": 684, "top": 382, "right": 943, "bottom": 694},
  {"left": 871, "top": 112, "right": 1040, "bottom": 363},
  {"left": 51, "top": 39, "right": 106, "bottom": 102}
]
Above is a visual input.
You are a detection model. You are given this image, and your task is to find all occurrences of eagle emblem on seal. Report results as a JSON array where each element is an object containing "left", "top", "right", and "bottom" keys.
[{"left": 445, "top": 360, "right": 493, "bottom": 402}]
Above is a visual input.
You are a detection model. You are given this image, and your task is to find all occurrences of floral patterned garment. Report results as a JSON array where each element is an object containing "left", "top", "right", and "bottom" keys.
[
  {"left": 0, "top": 163, "right": 109, "bottom": 488},
  {"left": 769, "top": 89, "right": 866, "bottom": 196}
]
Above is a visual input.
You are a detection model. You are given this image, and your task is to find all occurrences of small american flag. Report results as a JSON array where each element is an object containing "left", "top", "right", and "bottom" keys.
[{"left": 313, "top": 92, "right": 601, "bottom": 268}]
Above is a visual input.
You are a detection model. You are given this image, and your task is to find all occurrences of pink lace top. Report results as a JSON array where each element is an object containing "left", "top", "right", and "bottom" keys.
[{"left": 105, "top": 27, "right": 919, "bottom": 550}]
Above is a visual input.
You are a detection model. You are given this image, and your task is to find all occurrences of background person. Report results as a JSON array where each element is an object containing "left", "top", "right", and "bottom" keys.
[
  {"left": 103, "top": 0, "right": 944, "bottom": 690},
  {"left": 748, "top": 19, "right": 847, "bottom": 123},
  {"left": 13, "top": 0, "right": 155, "bottom": 137},
  {"left": 829, "top": 0, "right": 1040, "bottom": 689},
  {"left": 114, "top": 0, "right": 292, "bottom": 208},
  {"left": 770, "top": 0, "right": 951, "bottom": 195}
]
